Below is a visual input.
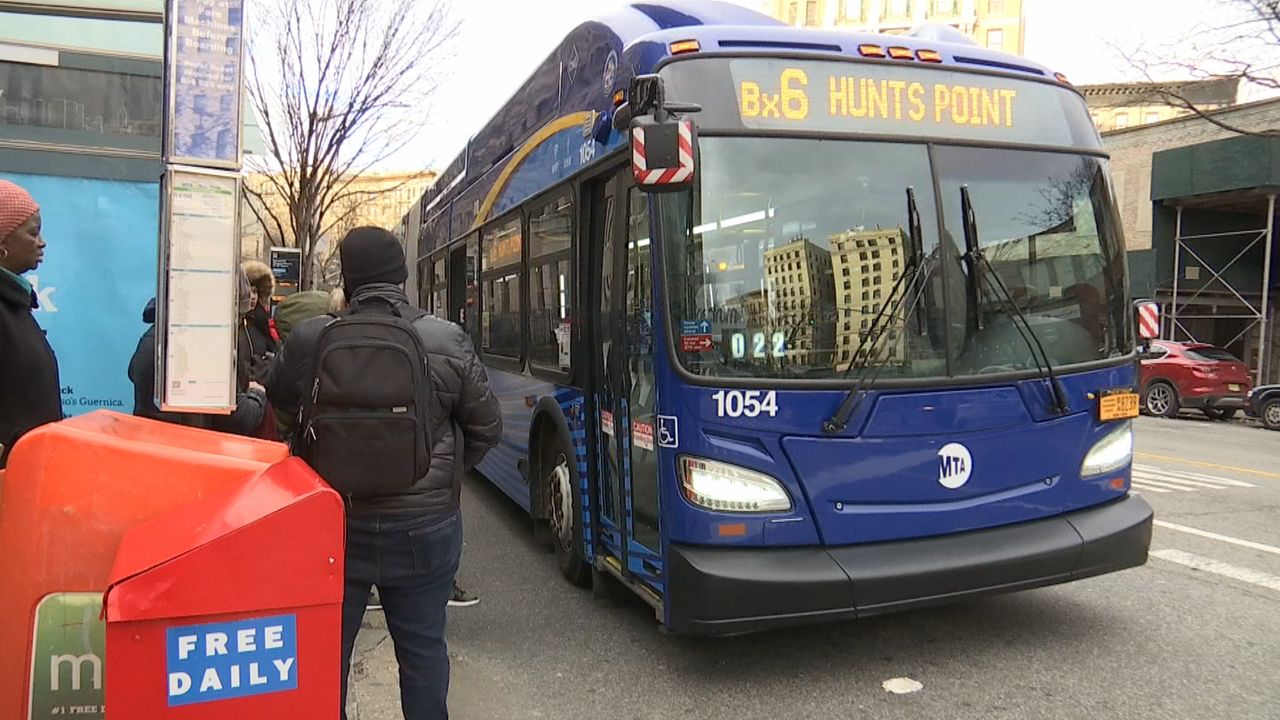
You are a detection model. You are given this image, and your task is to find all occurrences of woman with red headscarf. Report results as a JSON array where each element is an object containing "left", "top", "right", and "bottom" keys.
[{"left": 0, "top": 179, "right": 61, "bottom": 467}]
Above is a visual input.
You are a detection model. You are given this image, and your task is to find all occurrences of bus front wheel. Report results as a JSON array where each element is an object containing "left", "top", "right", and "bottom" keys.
[{"left": 544, "top": 434, "right": 591, "bottom": 587}]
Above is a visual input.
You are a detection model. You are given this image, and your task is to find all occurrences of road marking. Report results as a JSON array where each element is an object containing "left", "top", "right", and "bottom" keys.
[
  {"left": 1136, "top": 474, "right": 1213, "bottom": 489},
  {"left": 1151, "top": 549, "right": 1280, "bottom": 592},
  {"left": 1134, "top": 452, "right": 1280, "bottom": 481},
  {"left": 1130, "top": 465, "right": 1256, "bottom": 494},
  {"left": 1135, "top": 465, "right": 1256, "bottom": 488},
  {"left": 1154, "top": 520, "right": 1280, "bottom": 557}
]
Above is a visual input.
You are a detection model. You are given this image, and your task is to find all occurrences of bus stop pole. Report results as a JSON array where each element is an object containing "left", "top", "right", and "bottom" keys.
[{"left": 1259, "top": 194, "right": 1275, "bottom": 384}]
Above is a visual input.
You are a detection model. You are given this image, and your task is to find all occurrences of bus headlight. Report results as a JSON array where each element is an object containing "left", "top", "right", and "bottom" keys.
[
  {"left": 1080, "top": 421, "right": 1133, "bottom": 478},
  {"left": 679, "top": 457, "right": 792, "bottom": 513}
]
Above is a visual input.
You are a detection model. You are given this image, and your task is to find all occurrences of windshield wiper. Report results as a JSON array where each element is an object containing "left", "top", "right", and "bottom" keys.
[
  {"left": 823, "top": 187, "right": 931, "bottom": 434},
  {"left": 960, "top": 186, "right": 1070, "bottom": 416}
]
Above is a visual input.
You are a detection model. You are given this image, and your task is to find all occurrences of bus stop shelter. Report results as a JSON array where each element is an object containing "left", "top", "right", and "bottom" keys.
[{"left": 1149, "top": 134, "right": 1280, "bottom": 384}]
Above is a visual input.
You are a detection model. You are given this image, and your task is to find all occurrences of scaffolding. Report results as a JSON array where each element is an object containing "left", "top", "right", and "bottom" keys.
[{"left": 1166, "top": 193, "right": 1277, "bottom": 384}]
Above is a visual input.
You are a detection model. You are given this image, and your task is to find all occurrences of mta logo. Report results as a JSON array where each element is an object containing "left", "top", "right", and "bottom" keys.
[{"left": 937, "top": 443, "right": 973, "bottom": 489}]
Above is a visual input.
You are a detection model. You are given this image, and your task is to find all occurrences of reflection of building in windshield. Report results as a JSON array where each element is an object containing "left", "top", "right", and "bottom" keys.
[
  {"left": 830, "top": 227, "right": 907, "bottom": 367},
  {"left": 763, "top": 237, "right": 835, "bottom": 367}
]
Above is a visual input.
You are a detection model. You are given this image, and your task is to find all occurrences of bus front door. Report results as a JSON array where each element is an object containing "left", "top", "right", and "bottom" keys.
[{"left": 589, "top": 169, "right": 663, "bottom": 600}]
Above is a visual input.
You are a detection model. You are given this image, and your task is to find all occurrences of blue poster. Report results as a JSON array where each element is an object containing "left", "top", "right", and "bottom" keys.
[
  {"left": 165, "top": 614, "right": 298, "bottom": 706},
  {"left": 167, "top": 0, "right": 245, "bottom": 166},
  {"left": 1, "top": 172, "right": 157, "bottom": 416}
]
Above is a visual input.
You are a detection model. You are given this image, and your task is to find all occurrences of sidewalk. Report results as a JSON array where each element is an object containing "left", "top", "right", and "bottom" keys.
[{"left": 344, "top": 612, "right": 521, "bottom": 720}]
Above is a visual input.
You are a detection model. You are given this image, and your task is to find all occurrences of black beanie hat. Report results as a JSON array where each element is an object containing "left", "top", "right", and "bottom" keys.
[{"left": 340, "top": 226, "right": 408, "bottom": 291}]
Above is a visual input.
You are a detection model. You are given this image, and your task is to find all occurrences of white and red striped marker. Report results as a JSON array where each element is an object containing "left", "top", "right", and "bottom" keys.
[
  {"left": 631, "top": 120, "right": 694, "bottom": 186},
  {"left": 1136, "top": 301, "right": 1160, "bottom": 340}
]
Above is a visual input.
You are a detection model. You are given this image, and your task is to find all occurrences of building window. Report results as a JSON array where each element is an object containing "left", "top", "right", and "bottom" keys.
[
  {"left": 787, "top": 0, "right": 799, "bottom": 24},
  {"left": 481, "top": 215, "right": 523, "bottom": 360},
  {"left": 932, "top": 0, "right": 957, "bottom": 14},
  {"left": 528, "top": 191, "right": 574, "bottom": 373},
  {"left": 1115, "top": 114, "right": 1130, "bottom": 129},
  {"left": 805, "top": 0, "right": 818, "bottom": 26},
  {"left": 889, "top": 0, "right": 911, "bottom": 17},
  {"left": 1144, "top": 111, "right": 1161, "bottom": 124},
  {"left": 986, "top": 28, "right": 1004, "bottom": 49}
]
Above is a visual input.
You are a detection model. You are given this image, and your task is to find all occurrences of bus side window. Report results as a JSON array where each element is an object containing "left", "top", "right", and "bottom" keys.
[
  {"left": 480, "top": 214, "right": 525, "bottom": 362},
  {"left": 528, "top": 190, "right": 574, "bottom": 374}
]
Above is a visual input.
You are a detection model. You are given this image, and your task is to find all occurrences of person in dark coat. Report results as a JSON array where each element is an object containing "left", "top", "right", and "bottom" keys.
[
  {"left": 269, "top": 227, "right": 501, "bottom": 719},
  {"left": 241, "top": 260, "right": 276, "bottom": 383},
  {"left": 127, "top": 269, "right": 268, "bottom": 437},
  {"left": 0, "top": 179, "right": 61, "bottom": 468},
  {"left": 268, "top": 289, "right": 330, "bottom": 440}
]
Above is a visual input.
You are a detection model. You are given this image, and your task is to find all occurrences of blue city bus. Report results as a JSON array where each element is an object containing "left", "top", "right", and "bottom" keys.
[{"left": 411, "top": 0, "right": 1152, "bottom": 635}]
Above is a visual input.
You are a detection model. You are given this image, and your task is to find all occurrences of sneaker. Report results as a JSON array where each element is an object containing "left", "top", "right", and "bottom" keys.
[
  {"left": 366, "top": 587, "right": 383, "bottom": 611},
  {"left": 448, "top": 582, "right": 479, "bottom": 607}
]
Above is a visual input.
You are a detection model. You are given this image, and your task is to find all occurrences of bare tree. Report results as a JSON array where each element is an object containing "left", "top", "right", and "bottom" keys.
[
  {"left": 1121, "top": 0, "right": 1279, "bottom": 137},
  {"left": 243, "top": 0, "right": 454, "bottom": 288}
]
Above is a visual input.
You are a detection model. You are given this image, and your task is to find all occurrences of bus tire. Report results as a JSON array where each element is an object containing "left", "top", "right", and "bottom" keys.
[{"left": 543, "top": 432, "right": 591, "bottom": 587}]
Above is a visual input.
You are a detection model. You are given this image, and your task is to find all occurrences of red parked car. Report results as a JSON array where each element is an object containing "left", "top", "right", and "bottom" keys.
[{"left": 1139, "top": 340, "right": 1253, "bottom": 419}]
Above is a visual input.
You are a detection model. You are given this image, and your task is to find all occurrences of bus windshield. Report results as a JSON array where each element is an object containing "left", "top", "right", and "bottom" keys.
[{"left": 661, "top": 137, "right": 1130, "bottom": 381}]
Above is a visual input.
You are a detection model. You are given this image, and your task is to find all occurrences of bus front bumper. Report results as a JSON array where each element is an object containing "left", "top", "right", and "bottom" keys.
[{"left": 665, "top": 494, "right": 1153, "bottom": 636}]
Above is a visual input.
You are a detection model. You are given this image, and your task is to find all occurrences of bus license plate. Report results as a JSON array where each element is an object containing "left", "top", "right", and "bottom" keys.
[
  {"left": 1228, "top": 383, "right": 1242, "bottom": 392},
  {"left": 1099, "top": 392, "right": 1139, "bottom": 421}
]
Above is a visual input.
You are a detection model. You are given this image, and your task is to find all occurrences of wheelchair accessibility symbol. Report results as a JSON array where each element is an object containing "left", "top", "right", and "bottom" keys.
[{"left": 656, "top": 415, "right": 679, "bottom": 448}]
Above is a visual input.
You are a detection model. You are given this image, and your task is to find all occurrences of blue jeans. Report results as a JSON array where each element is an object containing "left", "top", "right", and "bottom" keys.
[{"left": 340, "top": 511, "right": 462, "bottom": 720}]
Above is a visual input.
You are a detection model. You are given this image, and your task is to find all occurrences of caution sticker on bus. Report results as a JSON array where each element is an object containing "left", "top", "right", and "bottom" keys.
[{"left": 1098, "top": 390, "right": 1140, "bottom": 422}]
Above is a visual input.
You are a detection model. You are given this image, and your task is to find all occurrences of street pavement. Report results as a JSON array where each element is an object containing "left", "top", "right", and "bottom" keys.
[{"left": 347, "top": 415, "right": 1280, "bottom": 720}]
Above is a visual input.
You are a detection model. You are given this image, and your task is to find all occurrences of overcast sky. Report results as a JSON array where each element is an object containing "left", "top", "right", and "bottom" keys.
[{"left": 400, "top": 0, "right": 1267, "bottom": 172}]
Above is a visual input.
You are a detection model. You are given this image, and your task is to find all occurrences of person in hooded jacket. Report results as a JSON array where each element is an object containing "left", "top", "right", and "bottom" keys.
[
  {"left": 0, "top": 179, "right": 61, "bottom": 467},
  {"left": 269, "top": 227, "right": 501, "bottom": 720},
  {"left": 127, "top": 269, "right": 268, "bottom": 436}
]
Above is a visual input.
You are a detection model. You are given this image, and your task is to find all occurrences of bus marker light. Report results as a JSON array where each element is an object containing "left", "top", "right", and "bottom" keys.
[
  {"left": 717, "top": 523, "right": 747, "bottom": 537},
  {"left": 1110, "top": 477, "right": 1126, "bottom": 491},
  {"left": 613, "top": 90, "right": 626, "bottom": 107},
  {"left": 887, "top": 46, "right": 913, "bottom": 60},
  {"left": 857, "top": 44, "right": 886, "bottom": 58},
  {"left": 670, "top": 39, "right": 701, "bottom": 55},
  {"left": 1054, "top": 72, "right": 1071, "bottom": 85},
  {"left": 916, "top": 49, "right": 943, "bottom": 63}
]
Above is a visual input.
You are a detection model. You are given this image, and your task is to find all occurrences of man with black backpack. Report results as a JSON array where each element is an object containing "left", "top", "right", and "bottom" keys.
[{"left": 268, "top": 226, "right": 501, "bottom": 719}]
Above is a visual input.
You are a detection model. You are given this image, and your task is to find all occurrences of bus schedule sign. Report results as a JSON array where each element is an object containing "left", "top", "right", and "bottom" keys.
[{"left": 728, "top": 58, "right": 1091, "bottom": 148}]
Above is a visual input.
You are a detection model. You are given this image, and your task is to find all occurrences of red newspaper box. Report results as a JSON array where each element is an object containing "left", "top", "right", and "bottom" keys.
[
  {"left": 103, "top": 457, "right": 344, "bottom": 718},
  {"left": 0, "top": 411, "right": 289, "bottom": 718}
]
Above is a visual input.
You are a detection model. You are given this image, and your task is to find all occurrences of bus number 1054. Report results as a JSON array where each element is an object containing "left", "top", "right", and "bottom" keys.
[{"left": 712, "top": 390, "right": 780, "bottom": 418}]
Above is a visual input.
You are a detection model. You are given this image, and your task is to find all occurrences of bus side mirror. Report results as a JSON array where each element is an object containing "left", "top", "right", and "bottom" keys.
[
  {"left": 1134, "top": 299, "right": 1159, "bottom": 343},
  {"left": 630, "top": 115, "right": 697, "bottom": 192},
  {"left": 621, "top": 75, "right": 700, "bottom": 193}
]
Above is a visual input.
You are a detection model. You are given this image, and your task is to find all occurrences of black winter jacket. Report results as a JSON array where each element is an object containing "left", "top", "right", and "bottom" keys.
[
  {"left": 242, "top": 305, "right": 276, "bottom": 384},
  {"left": 268, "top": 284, "right": 502, "bottom": 515},
  {"left": 0, "top": 270, "right": 62, "bottom": 467}
]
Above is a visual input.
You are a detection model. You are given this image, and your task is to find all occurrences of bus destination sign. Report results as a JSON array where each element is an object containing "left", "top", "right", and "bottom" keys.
[{"left": 727, "top": 58, "right": 1092, "bottom": 147}]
